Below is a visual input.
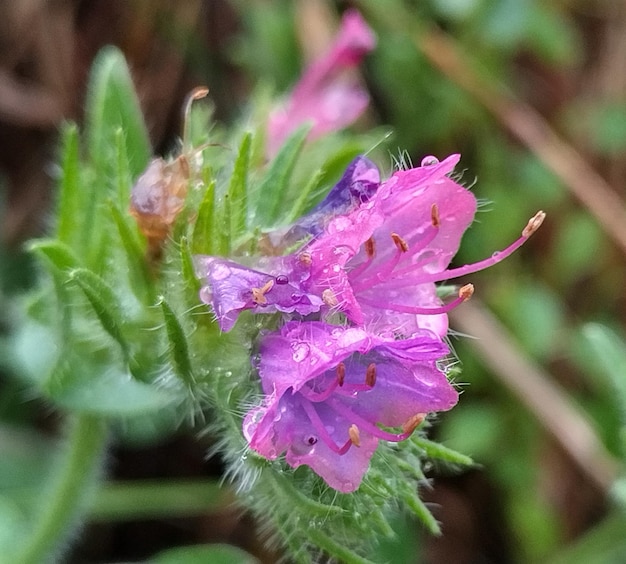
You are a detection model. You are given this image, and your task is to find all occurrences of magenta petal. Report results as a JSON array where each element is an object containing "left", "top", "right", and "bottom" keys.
[{"left": 267, "top": 10, "right": 376, "bottom": 156}]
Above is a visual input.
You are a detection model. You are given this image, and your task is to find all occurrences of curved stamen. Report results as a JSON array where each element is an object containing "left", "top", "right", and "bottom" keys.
[
  {"left": 369, "top": 211, "right": 546, "bottom": 289},
  {"left": 300, "top": 398, "right": 352, "bottom": 454},
  {"left": 357, "top": 284, "right": 474, "bottom": 315},
  {"left": 351, "top": 223, "right": 440, "bottom": 291},
  {"left": 327, "top": 398, "right": 422, "bottom": 443}
]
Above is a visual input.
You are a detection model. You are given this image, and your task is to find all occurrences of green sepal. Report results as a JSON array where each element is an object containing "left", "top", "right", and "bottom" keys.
[
  {"left": 68, "top": 268, "right": 131, "bottom": 362},
  {"left": 27, "top": 239, "right": 82, "bottom": 273},
  {"left": 286, "top": 167, "right": 326, "bottom": 223},
  {"left": 254, "top": 125, "right": 309, "bottom": 227},
  {"left": 159, "top": 296, "right": 196, "bottom": 387},
  {"left": 192, "top": 179, "right": 216, "bottom": 254},
  {"left": 179, "top": 236, "right": 202, "bottom": 297},
  {"left": 108, "top": 203, "right": 154, "bottom": 304},
  {"left": 413, "top": 436, "right": 474, "bottom": 467},
  {"left": 228, "top": 132, "right": 252, "bottom": 239}
]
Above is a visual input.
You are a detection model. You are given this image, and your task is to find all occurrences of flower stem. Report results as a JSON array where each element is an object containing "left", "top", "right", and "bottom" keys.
[{"left": 15, "top": 414, "right": 107, "bottom": 564}]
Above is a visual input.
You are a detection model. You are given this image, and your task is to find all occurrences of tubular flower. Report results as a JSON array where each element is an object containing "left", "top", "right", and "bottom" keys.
[
  {"left": 242, "top": 322, "right": 457, "bottom": 492},
  {"left": 267, "top": 9, "right": 376, "bottom": 157},
  {"left": 196, "top": 153, "right": 545, "bottom": 336}
]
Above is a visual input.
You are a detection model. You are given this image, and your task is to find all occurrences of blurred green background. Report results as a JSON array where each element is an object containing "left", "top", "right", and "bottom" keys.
[{"left": 1, "top": 1, "right": 626, "bottom": 562}]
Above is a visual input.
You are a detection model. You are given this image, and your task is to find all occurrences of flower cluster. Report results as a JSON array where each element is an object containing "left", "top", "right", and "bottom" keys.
[{"left": 195, "top": 150, "right": 545, "bottom": 492}]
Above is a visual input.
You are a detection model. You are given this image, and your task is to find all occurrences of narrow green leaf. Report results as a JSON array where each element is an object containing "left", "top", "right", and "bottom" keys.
[
  {"left": 153, "top": 543, "right": 259, "bottom": 564},
  {"left": 114, "top": 127, "right": 132, "bottom": 203},
  {"left": 217, "top": 194, "right": 231, "bottom": 256},
  {"left": 286, "top": 167, "right": 325, "bottom": 222},
  {"left": 180, "top": 236, "right": 202, "bottom": 296},
  {"left": 68, "top": 268, "right": 130, "bottom": 360},
  {"left": 55, "top": 123, "right": 80, "bottom": 246},
  {"left": 413, "top": 436, "right": 474, "bottom": 466},
  {"left": 255, "top": 125, "right": 309, "bottom": 226},
  {"left": 307, "top": 529, "right": 377, "bottom": 564},
  {"left": 85, "top": 46, "right": 151, "bottom": 177},
  {"left": 108, "top": 203, "right": 154, "bottom": 303},
  {"left": 28, "top": 240, "right": 81, "bottom": 272},
  {"left": 402, "top": 486, "right": 441, "bottom": 535},
  {"left": 268, "top": 473, "right": 344, "bottom": 517},
  {"left": 159, "top": 297, "right": 195, "bottom": 387},
  {"left": 192, "top": 180, "right": 216, "bottom": 254},
  {"left": 228, "top": 132, "right": 251, "bottom": 238}
]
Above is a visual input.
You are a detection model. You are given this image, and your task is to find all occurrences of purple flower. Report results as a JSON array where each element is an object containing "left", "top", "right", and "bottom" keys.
[
  {"left": 196, "top": 153, "right": 545, "bottom": 335},
  {"left": 267, "top": 10, "right": 376, "bottom": 157},
  {"left": 243, "top": 322, "right": 456, "bottom": 492}
]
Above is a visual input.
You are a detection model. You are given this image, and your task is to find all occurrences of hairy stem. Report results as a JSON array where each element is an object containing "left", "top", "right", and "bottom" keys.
[{"left": 15, "top": 414, "right": 107, "bottom": 564}]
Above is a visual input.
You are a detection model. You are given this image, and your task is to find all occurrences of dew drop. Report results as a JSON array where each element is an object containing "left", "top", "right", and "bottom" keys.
[
  {"left": 305, "top": 435, "right": 318, "bottom": 446},
  {"left": 421, "top": 155, "right": 439, "bottom": 167},
  {"left": 275, "top": 274, "right": 289, "bottom": 285},
  {"left": 292, "top": 342, "right": 310, "bottom": 362},
  {"left": 492, "top": 251, "right": 501, "bottom": 259},
  {"left": 199, "top": 286, "right": 213, "bottom": 304}
]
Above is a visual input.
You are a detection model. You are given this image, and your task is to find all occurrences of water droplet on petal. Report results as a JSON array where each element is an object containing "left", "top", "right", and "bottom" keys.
[
  {"left": 421, "top": 155, "right": 439, "bottom": 166},
  {"left": 292, "top": 342, "right": 310, "bottom": 362},
  {"left": 492, "top": 251, "right": 500, "bottom": 259},
  {"left": 199, "top": 286, "right": 213, "bottom": 304},
  {"left": 275, "top": 274, "right": 289, "bottom": 285}
]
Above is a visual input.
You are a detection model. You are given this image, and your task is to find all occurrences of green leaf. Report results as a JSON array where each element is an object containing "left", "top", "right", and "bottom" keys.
[
  {"left": 159, "top": 297, "right": 195, "bottom": 387},
  {"left": 413, "top": 436, "right": 474, "bottom": 466},
  {"left": 85, "top": 46, "right": 151, "bottom": 177},
  {"left": 228, "top": 132, "right": 252, "bottom": 239},
  {"left": 179, "top": 236, "right": 202, "bottom": 297},
  {"left": 192, "top": 179, "right": 216, "bottom": 254},
  {"left": 68, "top": 268, "right": 130, "bottom": 360},
  {"left": 153, "top": 543, "right": 259, "bottom": 564},
  {"left": 254, "top": 125, "right": 309, "bottom": 227},
  {"left": 55, "top": 123, "right": 81, "bottom": 247},
  {"left": 28, "top": 240, "right": 81, "bottom": 272}
]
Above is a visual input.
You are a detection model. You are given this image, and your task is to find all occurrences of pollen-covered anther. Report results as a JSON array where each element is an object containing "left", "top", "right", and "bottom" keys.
[
  {"left": 322, "top": 288, "right": 339, "bottom": 307},
  {"left": 336, "top": 362, "right": 346, "bottom": 387},
  {"left": 348, "top": 424, "right": 361, "bottom": 447},
  {"left": 365, "top": 236, "right": 376, "bottom": 258},
  {"left": 391, "top": 232, "right": 409, "bottom": 253},
  {"left": 402, "top": 413, "right": 426, "bottom": 434},
  {"left": 298, "top": 252, "right": 312, "bottom": 266},
  {"left": 522, "top": 210, "right": 546, "bottom": 238},
  {"left": 431, "top": 203, "right": 440, "bottom": 228},
  {"left": 459, "top": 283, "right": 474, "bottom": 301},
  {"left": 365, "top": 363, "right": 377, "bottom": 387},
  {"left": 251, "top": 279, "right": 275, "bottom": 305}
]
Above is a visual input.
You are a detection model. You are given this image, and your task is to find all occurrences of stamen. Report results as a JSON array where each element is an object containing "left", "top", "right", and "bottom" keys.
[
  {"left": 377, "top": 211, "right": 547, "bottom": 288},
  {"left": 322, "top": 289, "right": 339, "bottom": 307},
  {"left": 348, "top": 424, "right": 361, "bottom": 447},
  {"left": 251, "top": 279, "right": 275, "bottom": 305},
  {"left": 431, "top": 203, "right": 440, "bottom": 228},
  {"left": 327, "top": 398, "right": 419, "bottom": 443},
  {"left": 402, "top": 413, "right": 426, "bottom": 434},
  {"left": 365, "top": 363, "right": 377, "bottom": 387},
  {"left": 522, "top": 210, "right": 546, "bottom": 237},
  {"left": 357, "top": 285, "right": 473, "bottom": 315},
  {"left": 365, "top": 237, "right": 376, "bottom": 259},
  {"left": 336, "top": 363, "right": 346, "bottom": 387},
  {"left": 391, "top": 233, "right": 409, "bottom": 253},
  {"left": 299, "top": 252, "right": 312, "bottom": 266},
  {"left": 299, "top": 377, "right": 339, "bottom": 402},
  {"left": 300, "top": 399, "right": 352, "bottom": 454}
]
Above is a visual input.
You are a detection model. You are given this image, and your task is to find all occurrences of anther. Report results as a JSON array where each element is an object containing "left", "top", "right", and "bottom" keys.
[
  {"left": 336, "top": 363, "right": 346, "bottom": 387},
  {"left": 431, "top": 203, "right": 440, "bottom": 228},
  {"left": 298, "top": 252, "right": 312, "bottom": 266},
  {"left": 522, "top": 210, "right": 546, "bottom": 238},
  {"left": 348, "top": 424, "right": 361, "bottom": 447},
  {"left": 322, "top": 289, "right": 339, "bottom": 307},
  {"left": 402, "top": 413, "right": 426, "bottom": 434},
  {"left": 365, "top": 237, "right": 376, "bottom": 259},
  {"left": 391, "top": 233, "right": 409, "bottom": 253},
  {"left": 459, "top": 283, "right": 474, "bottom": 301},
  {"left": 251, "top": 279, "right": 274, "bottom": 305},
  {"left": 365, "top": 363, "right": 377, "bottom": 387}
]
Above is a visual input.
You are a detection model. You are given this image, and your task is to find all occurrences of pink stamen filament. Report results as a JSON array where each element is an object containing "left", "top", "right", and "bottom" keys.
[
  {"left": 327, "top": 398, "right": 417, "bottom": 443},
  {"left": 350, "top": 224, "right": 439, "bottom": 292},
  {"left": 357, "top": 292, "right": 467, "bottom": 315},
  {"left": 299, "top": 378, "right": 373, "bottom": 403},
  {"left": 299, "top": 398, "right": 352, "bottom": 454}
]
